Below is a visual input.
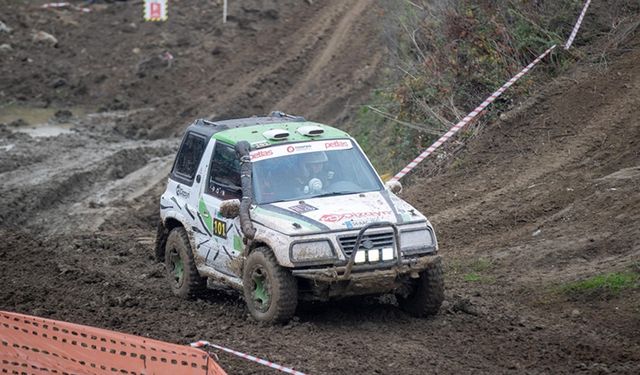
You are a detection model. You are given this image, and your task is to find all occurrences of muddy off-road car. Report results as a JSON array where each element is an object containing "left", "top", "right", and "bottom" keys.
[{"left": 155, "top": 112, "right": 444, "bottom": 323}]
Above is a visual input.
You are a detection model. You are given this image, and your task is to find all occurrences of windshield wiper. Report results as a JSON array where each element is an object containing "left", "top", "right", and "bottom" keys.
[{"left": 311, "top": 191, "right": 357, "bottom": 199}]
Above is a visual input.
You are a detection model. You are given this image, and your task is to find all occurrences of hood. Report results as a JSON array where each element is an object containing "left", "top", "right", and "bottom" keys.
[{"left": 251, "top": 190, "right": 426, "bottom": 235}]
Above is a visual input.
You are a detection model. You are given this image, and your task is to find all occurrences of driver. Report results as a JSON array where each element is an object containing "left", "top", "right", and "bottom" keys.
[{"left": 296, "top": 152, "right": 333, "bottom": 193}]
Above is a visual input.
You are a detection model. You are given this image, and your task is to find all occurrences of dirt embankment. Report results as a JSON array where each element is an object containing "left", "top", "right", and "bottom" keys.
[
  {"left": 0, "top": 1, "right": 639, "bottom": 374},
  {"left": 0, "top": 0, "right": 382, "bottom": 137}
]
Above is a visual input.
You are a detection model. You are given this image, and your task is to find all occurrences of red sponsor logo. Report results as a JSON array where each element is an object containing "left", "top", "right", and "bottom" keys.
[
  {"left": 319, "top": 211, "right": 392, "bottom": 223},
  {"left": 324, "top": 140, "right": 349, "bottom": 149},
  {"left": 250, "top": 149, "right": 273, "bottom": 160},
  {"left": 287, "top": 146, "right": 295, "bottom": 153}
]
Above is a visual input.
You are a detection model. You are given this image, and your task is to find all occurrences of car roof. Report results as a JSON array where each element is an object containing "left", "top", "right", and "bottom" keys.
[{"left": 185, "top": 113, "right": 350, "bottom": 147}]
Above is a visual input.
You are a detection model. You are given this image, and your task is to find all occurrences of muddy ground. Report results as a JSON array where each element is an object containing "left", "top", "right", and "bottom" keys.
[{"left": 1, "top": 1, "right": 639, "bottom": 374}]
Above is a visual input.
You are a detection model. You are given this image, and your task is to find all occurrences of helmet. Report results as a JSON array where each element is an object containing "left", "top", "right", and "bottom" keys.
[
  {"left": 299, "top": 152, "right": 327, "bottom": 178},
  {"left": 302, "top": 152, "right": 328, "bottom": 164}
]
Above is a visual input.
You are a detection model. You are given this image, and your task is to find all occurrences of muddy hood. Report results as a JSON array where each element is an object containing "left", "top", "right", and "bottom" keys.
[{"left": 251, "top": 191, "right": 426, "bottom": 234}]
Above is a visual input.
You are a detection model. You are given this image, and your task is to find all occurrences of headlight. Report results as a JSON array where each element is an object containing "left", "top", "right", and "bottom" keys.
[
  {"left": 400, "top": 229, "right": 434, "bottom": 254},
  {"left": 290, "top": 240, "right": 336, "bottom": 263}
]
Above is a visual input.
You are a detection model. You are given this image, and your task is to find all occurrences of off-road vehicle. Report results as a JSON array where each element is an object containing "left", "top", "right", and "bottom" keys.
[{"left": 155, "top": 112, "right": 444, "bottom": 323}]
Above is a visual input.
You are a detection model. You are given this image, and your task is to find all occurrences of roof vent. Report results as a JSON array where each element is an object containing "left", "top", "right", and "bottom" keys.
[
  {"left": 263, "top": 129, "right": 290, "bottom": 141},
  {"left": 296, "top": 125, "right": 324, "bottom": 137}
]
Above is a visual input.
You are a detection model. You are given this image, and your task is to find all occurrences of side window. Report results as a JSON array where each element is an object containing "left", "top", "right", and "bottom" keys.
[
  {"left": 171, "top": 132, "right": 207, "bottom": 185},
  {"left": 207, "top": 142, "right": 242, "bottom": 200}
]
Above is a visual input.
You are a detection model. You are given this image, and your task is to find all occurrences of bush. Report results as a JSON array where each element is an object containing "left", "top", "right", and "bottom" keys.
[{"left": 350, "top": 0, "right": 583, "bottom": 176}]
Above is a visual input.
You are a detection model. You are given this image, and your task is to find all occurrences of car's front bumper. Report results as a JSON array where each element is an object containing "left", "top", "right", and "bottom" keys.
[{"left": 291, "top": 253, "right": 440, "bottom": 282}]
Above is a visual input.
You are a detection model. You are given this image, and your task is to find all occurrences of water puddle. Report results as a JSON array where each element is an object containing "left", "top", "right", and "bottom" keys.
[{"left": 0, "top": 104, "right": 92, "bottom": 138}]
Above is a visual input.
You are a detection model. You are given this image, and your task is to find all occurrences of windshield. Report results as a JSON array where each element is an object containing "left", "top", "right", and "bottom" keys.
[{"left": 251, "top": 140, "right": 383, "bottom": 204}]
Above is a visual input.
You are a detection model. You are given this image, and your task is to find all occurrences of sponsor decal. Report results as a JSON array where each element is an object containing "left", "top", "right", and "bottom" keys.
[
  {"left": 287, "top": 144, "right": 313, "bottom": 153},
  {"left": 319, "top": 211, "right": 392, "bottom": 223},
  {"left": 324, "top": 140, "right": 350, "bottom": 149},
  {"left": 176, "top": 184, "right": 190, "bottom": 199},
  {"left": 289, "top": 203, "right": 318, "bottom": 214},
  {"left": 213, "top": 218, "right": 227, "bottom": 238},
  {"left": 249, "top": 140, "right": 352, "bottom": 161},
  {"left": 250, "top": 149, "right": 273, "bottom": 161}
]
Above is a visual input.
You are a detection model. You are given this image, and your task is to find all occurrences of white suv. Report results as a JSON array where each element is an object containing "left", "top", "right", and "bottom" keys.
[{"left": 155, "top": 113, "right": 444, "bottom": 323}]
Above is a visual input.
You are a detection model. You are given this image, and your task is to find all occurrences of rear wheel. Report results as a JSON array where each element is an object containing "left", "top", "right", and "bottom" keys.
[
  {"left": 398, "top": 258, "right": 444, "bottom": 317},
  {"left": 243, "top": 247, "right": 298, "bottom": 323},
  {"left": 164, "top": 227, "right": 206, "bottom": 299}
]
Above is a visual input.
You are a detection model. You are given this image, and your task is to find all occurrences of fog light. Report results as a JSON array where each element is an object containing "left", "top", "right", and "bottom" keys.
[
  {"left": 381, "top": 247, "right": 394, "bottom": 261},
  {"left": 368, "top": 249, "right": 380, "bottom": 262},
  {"left": 354, "top": 251, "right": 366, "bottom": 263}
]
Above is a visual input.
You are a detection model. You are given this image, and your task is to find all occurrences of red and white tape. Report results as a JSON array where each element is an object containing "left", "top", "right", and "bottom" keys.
[
  {"left": 191, "top": 340, "right": 308, "bottom": 375},
  {"left": 565, "top": 0, "right": 592, "bottom": 50},
  {"left": 390, "top": 44, "right": 557, "bottom": 182}
]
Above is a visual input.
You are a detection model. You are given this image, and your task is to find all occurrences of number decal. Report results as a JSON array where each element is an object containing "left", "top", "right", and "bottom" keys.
[{"left": 213, "top": 218, "right": 227, "bottom": 238}]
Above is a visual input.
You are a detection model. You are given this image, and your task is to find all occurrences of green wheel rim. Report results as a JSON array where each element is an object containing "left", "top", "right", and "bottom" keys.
[
  {"left": 250, "top": 266, "right": 271, "bottom": 312},
  {"left": 169, "top": 249, "right": 184, "bottom": 287}
]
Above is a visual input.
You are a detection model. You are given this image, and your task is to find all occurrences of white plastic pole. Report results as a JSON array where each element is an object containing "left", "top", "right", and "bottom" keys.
[{"left": 223, "top": 0, "right": 228, "bottom": 23}]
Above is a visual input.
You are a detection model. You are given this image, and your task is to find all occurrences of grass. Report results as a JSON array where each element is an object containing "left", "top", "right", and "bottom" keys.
[
  {"left": 561, "top": 271, "right": 639, "bottom": 299},
  {"left": 447, "top": 257, "right": 495, "bottom": 283},
  {"left": 346, "top": 0, "right": 579, "bottom": 174},
  {"left": 463, "top": 273, "right": 481, "bottom": 282}
]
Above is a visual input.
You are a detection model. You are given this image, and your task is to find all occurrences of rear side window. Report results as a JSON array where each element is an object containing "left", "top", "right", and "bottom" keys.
[
  {"left": 171, "top": 132, "right": 207, "bottom": 185},
  {"left": 206, "top": 142, "right": 241, "bottom": 200}
]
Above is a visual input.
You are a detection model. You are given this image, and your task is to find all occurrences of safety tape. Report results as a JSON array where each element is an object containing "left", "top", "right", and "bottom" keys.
[
  {"left": 565, "top": 0, "right": 592, "bottom": 50},
  {"left": 391, "top": 1, "right": 594, "bottom": 181},
  {"left": 390, "top": 44, "right": 557, "bottom": 182},
  {"left": 191, "top": 340, "right": 308, "bottom": 375}
]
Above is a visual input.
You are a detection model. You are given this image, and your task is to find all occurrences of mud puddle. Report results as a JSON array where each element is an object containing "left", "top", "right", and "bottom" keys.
[{"left": 0, "top": 104, "right": 93, "bottom": 137}]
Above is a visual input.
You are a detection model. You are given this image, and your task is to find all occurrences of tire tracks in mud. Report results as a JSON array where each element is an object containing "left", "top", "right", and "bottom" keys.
[
  {"left": 212, "top": 0, "right": 382, "bottom": 123},
  {"left": 0, "top": 124, "right": 177, "bottom": 234},
  {"left": 274, "top": 0, "right": 383, "bottom": 120}
]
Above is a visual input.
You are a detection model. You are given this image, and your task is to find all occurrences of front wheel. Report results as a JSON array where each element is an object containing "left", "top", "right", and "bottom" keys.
[
  {"left": 398, "top": 258, "right": 444, "bottom": 317},
  {"left": 242, "top": 247, "right": 298, "bottom": 323}
]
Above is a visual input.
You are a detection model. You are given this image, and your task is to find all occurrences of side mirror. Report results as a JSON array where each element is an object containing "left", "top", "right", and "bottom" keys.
[
  {"left": 385, "top": 180, "right": 402, "bottom": 194},
  {"left": 219, "top": 199, "right": 241, "bottom": 219}
]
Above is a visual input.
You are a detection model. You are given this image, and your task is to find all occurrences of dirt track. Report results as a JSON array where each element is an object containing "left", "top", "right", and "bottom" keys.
[{"left": 1, "top": 1, "right": 639, "bottom": 374}]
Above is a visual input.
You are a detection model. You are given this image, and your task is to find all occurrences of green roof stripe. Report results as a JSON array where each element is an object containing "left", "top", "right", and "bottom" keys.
[{"left": 213, "top": 121, "right": 350, "bottom": 146}]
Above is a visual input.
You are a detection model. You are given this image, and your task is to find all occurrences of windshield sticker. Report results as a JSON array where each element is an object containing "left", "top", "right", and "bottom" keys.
[
  {"left": 250, "top": 149, "right": 274, "bottom": 161},
  {"left": 319, "top": 211, "right": 393, "bottom": 223},
  {"left": 288, "top": 203, "right": 318, "bottom": 214},
  {"left": 324, "top": 140, "right": 350, "bottom": 149},
  {"left": 250, "top": 139, "right": 352, "bottom": 161}
]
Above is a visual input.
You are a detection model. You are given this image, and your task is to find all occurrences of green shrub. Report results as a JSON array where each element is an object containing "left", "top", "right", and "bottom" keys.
[{"left": 349, "top": 0, "right": 580, "bottom": 175}]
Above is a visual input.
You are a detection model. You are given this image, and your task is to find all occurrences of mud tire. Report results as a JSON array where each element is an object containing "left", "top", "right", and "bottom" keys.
[
  {"left": 398, "top": 258, "right": 444, "bottom": 317},
  {"left": 242, "top": 247, "right": 298, "bottom": 323},
  {"left": 164, "top": 227, "right": 206, "bottom": 299}
]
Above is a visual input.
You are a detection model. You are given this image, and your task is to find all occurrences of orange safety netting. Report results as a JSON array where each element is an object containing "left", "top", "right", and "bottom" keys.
[{"left": 0, "top": 311, "right": 226, "bottom": 374}]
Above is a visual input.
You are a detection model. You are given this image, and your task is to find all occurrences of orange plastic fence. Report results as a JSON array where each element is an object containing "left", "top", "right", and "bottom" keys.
[{"left": 0, "top": 311, "right": 226, "bottom": 375}]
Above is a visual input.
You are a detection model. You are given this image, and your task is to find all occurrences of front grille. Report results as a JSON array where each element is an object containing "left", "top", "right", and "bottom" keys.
[{"left": 338, "top": 231, "right": 395, "bottom": 256}]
